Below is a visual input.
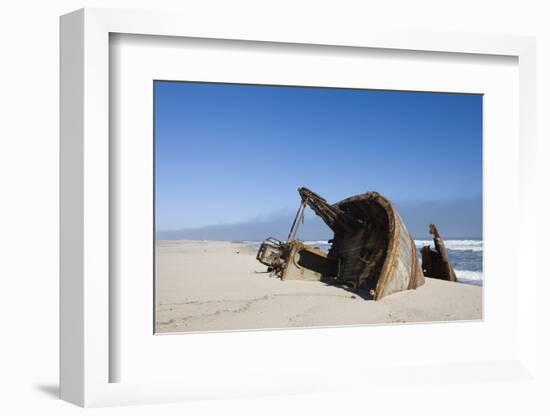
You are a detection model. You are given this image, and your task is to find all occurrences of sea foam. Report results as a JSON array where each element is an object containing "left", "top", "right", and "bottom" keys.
[{"left": 414, "top": 239, "right": 483, "bottom": 252}]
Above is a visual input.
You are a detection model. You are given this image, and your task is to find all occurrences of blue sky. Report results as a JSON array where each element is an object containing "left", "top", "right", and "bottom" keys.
[{"left": 155, "top": 81, "right": 482, "bottom": 239}]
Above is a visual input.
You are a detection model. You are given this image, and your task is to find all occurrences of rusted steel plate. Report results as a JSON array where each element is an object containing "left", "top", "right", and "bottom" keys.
[{"left": 420, "top": 224, "right": 457, "bottom": 282}]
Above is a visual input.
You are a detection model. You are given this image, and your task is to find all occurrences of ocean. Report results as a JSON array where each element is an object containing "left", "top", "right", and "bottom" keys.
[{"left": 246, "top": 239, "right": 483, "bottom": 286}]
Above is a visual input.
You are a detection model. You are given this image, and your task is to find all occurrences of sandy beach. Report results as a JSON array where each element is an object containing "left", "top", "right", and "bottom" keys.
[{"left": 155, "top": 240, "right": 482, "bottom": 333}]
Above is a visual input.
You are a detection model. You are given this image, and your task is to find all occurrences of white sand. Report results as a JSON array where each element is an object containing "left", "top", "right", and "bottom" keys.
[{"left": 155, "top": 240, "right": 482, "bottom": 333}]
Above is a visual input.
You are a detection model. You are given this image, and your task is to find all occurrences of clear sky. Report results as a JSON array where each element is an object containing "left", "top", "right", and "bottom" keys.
[{"left": 155, "top": 81, "right": 482, "bottom": 239}]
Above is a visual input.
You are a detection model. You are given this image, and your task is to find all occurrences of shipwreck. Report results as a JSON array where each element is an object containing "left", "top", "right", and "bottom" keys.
[{"left": 256, "top": 187, "right": 456, "bottom": 300}]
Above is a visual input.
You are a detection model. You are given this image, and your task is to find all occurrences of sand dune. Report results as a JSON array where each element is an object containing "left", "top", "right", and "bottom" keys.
[{"left": 155, "top": 240, "right": 482, "bottom": 333}]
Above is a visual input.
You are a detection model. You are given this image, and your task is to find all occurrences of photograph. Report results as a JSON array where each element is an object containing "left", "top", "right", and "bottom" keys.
[{"left": 154, "top": 81, "right": 483, "bottom": 333}]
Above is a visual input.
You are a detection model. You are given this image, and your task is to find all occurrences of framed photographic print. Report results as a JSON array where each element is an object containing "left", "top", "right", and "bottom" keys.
[
  {"left": 153, "top": 81, "right": 483, "bottom": 334},
  {"left": 60, "top": 8, "right": 538, "bottom": 408}
]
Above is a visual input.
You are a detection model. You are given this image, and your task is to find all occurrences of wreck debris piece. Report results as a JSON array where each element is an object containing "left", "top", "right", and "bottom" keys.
[
  {"left": 257, "top": 237, "right": 337, "bottom": 281},
  {"left": 297, "top": 187, "right": 362, "bottom": 233},
  {"left": 420, "top": 224, "right": 457, "bottom": 282},
  {"left": 287, "top": 200, "right": 307, "bottom": 242},
  {"left": 256, "top": 237, "right": 287, "bottom": 272},
  {"left": 256, "top": 187, "right": 425, "bottom": 300}
]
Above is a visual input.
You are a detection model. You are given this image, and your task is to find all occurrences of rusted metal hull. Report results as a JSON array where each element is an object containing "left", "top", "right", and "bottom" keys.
[
  {"left": 329, "top": 192, "right": 424, "bottom": 300},
  {"left": 257, "top": 188, "right": 425, "bottom": 300}
]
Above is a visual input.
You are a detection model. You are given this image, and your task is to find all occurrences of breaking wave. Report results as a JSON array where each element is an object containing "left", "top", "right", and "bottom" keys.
[
  {"left": 455, "top": 270, "right": 483, "bottom": 286},
  {"left": 414, "top": 239, "right": 483, "bottom": 252}
]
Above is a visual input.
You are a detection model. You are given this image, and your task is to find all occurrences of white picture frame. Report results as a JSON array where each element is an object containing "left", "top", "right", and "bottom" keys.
[{"left": 60, "top": 7, "right": 537, "bottom": 408}]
